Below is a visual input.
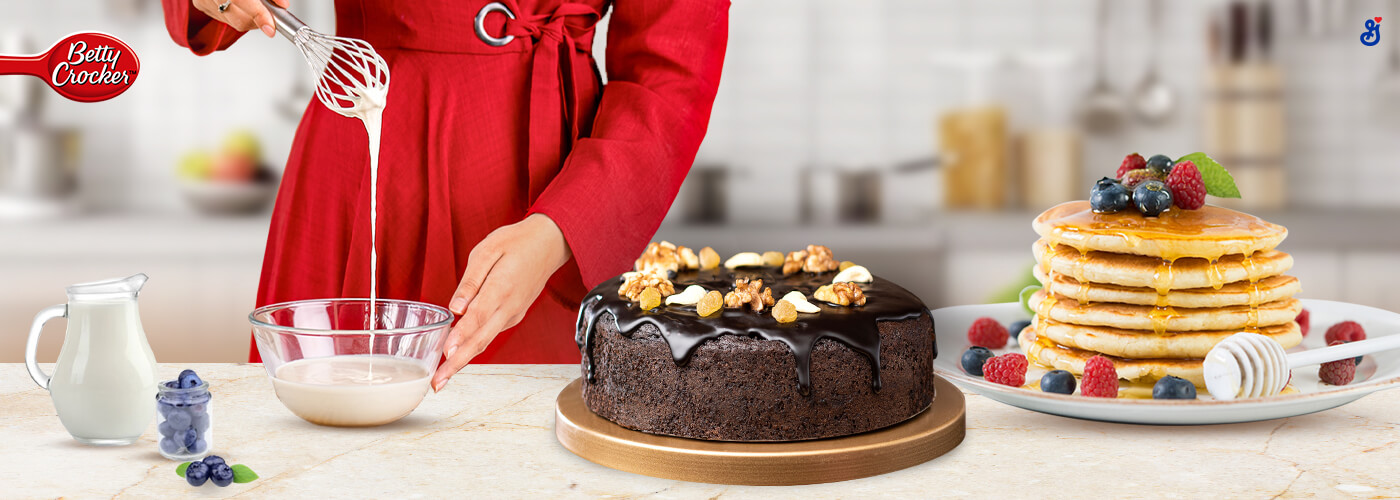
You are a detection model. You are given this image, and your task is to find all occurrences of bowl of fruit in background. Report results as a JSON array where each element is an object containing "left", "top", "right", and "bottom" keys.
[
  {"left": 249, "top": 298, "right": 452, "bottom": 427},
  {"left": 175, "top": 130, "right": 278, "bottom": 216}
]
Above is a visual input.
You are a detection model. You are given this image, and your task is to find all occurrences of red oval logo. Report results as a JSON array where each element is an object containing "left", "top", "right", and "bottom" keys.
[{"left": 0, "top": 32, "right": 140, "bottom": 103}]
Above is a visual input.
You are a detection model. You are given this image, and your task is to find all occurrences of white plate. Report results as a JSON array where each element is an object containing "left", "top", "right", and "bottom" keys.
[{"left": 932, "top": 299, "right": 1400, "bottom": 425}]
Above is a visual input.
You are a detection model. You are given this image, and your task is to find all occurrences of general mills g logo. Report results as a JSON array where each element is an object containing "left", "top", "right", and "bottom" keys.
[
  {"left": 1362, "top": 17, "right": 1382, "bottom": 46},
  {"left": 0, "top": 32, "right": 140, "bottom": 103}
]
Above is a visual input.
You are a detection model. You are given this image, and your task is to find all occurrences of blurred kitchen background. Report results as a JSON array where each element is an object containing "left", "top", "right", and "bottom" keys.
[{"left": 4, "top": 0, "right": 1400, "bottom": 362}]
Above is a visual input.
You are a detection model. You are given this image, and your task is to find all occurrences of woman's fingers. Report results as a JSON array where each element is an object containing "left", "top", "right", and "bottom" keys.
[
  {"left": 193, "top": 0, "right": 277, "bottom": 37},
  {"left": 435, "top": 266, "right": 533, "bottom": 391},
  {"left": 242, "top": 0, "right": 278, "bottom": 37},
  {"left": 450, "top": 241, "right": 502, "bottom": 315},
  {"left": 433, "top": 305, "right": 509, "bottom": 392},
  {"left": 442, "top": 268, "right": 506, "bottom": 359}
]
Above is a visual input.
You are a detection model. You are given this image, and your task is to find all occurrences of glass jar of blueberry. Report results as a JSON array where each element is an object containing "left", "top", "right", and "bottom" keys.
[{"left": 156, "top": 369, "right": 212, "bottom": 460}]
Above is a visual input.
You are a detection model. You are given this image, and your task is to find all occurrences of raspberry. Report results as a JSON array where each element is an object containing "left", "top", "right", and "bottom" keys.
[
  {"left": 1319, "top": 343, "right": 1357, "bottom": 386},
  {"left": 1116, "top": 153, "right": 1146, "bottom": 179},
  {"left": 1296, "top": 308, "right": 1310, "bottom": 336},
  {"left": 967, "top": 317, "right": 1009, "bottom": 349},
  {"left": 1164, "top": 160, "right": 1207, "bottom": 210},
  {"left": 1080, "top": 355, "right": 1119, "bottom": 397},
  {"left": 1325, "top": 321, "right": 1366, "bottom": 344},
  {"left": 982, "top": 353, "right": 1028, "bottom": 387},
  {"left": 1120, "top": 169, "right": 1154, "bottom": 189}
]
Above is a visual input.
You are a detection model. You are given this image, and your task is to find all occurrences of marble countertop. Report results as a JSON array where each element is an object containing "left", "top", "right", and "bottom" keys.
[{"left": 3, "top": 363, "right": 1398, "bottom": 498}]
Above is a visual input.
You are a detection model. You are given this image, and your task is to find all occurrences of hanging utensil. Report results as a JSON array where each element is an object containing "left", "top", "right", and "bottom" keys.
[
  {"left": 1078, "top": 0, "right": 1126, "bottom": 133},
  {"left": 1133, "top": 0, "right": 1175, "bottom": 124}
]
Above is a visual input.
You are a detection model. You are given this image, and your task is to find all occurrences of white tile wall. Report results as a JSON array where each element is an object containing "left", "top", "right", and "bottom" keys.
[{"left": 4, "top": 0, "right": 1399, "bottom": 216}]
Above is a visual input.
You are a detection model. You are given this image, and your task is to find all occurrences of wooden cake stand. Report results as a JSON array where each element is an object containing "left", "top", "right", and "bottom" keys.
[{"left": 554, "top": 376, "right": 965, "bottom": 485}]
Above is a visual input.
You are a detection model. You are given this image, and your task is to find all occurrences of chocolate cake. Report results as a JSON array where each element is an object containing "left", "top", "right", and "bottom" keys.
[{"left": 577, "top": 244, "right": 936, "bottom": 442}]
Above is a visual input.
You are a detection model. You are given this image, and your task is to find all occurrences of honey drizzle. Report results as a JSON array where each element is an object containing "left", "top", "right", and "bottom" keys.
[
  {"left": 1072, "top": 247, "right": 1090, "bottom": 284},
  {"left": 1149, "top": 257, "right": 1178, "bottom": 336},
  {"left": 1242, "top": 250, "right": 1261, "bottom": 331},
  {"left": 1207, "top": 258, "right": 1225, "bottom": 290}
]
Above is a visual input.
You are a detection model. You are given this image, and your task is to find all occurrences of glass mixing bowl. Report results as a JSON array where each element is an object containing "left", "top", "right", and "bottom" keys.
[{"left": 249, "top": 299, "right": 452, "bottom": 427}]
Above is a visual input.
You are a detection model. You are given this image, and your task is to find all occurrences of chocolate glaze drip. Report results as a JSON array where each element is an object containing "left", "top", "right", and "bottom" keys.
[{"left": 577, "top": 268, "right": 930, "bottom": 394}]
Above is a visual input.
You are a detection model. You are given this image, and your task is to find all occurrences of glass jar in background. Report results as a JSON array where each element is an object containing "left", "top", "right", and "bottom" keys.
[{"left": 156, "top": 380, "right": 213, "bottom": 460}]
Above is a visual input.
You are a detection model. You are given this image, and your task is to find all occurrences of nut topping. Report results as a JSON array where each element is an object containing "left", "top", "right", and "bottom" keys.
[
  {"left": 665, "top": 285, "right": 707, "bottom": 306},
  {"left": 832, "top": 265, "right": 873, "bottom": 284},
  {"left": 619, "top": 271, "right": 675, "bottom": 302},
  {"left": 634, "top": 242, "right": 681, "bottom": 276},
  {"left": 814, "top": 282, "right": 866, "bottom": 306},
  {"left": 724, "top": 278, "right": 775, "bottom": 313},
  {"left": 724, "top": 252, "right": 763, "bottom": 269},
  {"left": 779, "top": 290, "right": 821, "bottom": 313},
  {"left": 678, "top": 246, "right": 700, "bottom": 270},
  {"left": 783, "top": 244, "right": 840, "bottom": 275}
]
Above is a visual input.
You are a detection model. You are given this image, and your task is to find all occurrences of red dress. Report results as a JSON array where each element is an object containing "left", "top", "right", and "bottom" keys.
[{"left": 161, "top": 0, "right": 729, "bottom": 363}]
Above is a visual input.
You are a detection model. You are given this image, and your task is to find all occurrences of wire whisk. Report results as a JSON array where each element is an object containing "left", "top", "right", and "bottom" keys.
[{"left": 260, "top": 0, "right": 390, "bottom": 117}]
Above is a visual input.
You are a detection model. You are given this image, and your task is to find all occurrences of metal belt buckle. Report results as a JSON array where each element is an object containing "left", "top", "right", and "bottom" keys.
[{"left": 475, "top": 2, "right": 516, "bottom": 47}]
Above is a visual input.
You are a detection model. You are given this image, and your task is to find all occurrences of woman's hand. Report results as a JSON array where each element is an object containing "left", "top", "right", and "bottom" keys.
[
  {"left": 192, "top": 0, "right": 287, "bottom": 38},
  {"left": 432, "top": 213, "right": 572, "bottom": 391}
]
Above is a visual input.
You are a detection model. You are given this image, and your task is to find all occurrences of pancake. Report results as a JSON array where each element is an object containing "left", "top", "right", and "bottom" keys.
[
  {"left": 1033, "top": 239, "right": 1293, "bottom": 291},
  {"left": 1033, "top": 201, "right": 1288, "bottom": 260},
  {"left": 1020, "top": 327, "right": 1206, "bottom": 387},
  {"left": 1032, "top": 316, "right": 1302, "bottom": 359},
  {"left": 1029, "top": 290, "right": 1302, "bottom": 332},
  {"left": 1034, "top": 266, "right": 1301, "bottom": 308}
]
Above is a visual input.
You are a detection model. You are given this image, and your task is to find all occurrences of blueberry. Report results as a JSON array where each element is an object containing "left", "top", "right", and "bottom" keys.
[
  {"left": 201, "top": 455, "right": 226, "bottom": 468},
  {"left": 209, "top": 463, "right": 234, "bottom": 487},
  {"left": 1089, "top": 177, "right": 1131, "bottom": 214},
  {"left": 1008, "top": 320, "right": 1032, "bottom": 337},
  {"left": 164, "top": 381, "right": 180, "bottom": 389},
  {"left": 1133, "top": 180, "right": 1173, "bottom": 217},
  {"left": 1152, "top": 375, "right": 1198, "bottom": 399},
  {"left": 192, "top": 412, "right": 211, "bottom": 432},
  {"left": 1146, "top": 154, "right": 1173, "bottom": 177},
  {"left": 157, "top": 400, "right": 175, "bottom": 417},
  {"left": 158, "top": 421, "right": 176, "bottom": 437},
  {"left": 185, "top": 461, "right": 210, "bottom": 486},
  {"left": 166, "top": 409, "right": 192, "bottom": 430},
  {"left": 183, "top": 428, "right": 199, "bottom": 451},
  {"left": 178, "top": 369, "right": 203, "bottom": 389},
  {"left": 189, "top": 439, "right": 208, "bottom": 455},
  {"left": 159, "top": 437, "right": 181, "bottom": 455},
  {"left": 961, "top": 347, "right": 995, "bottom": 376},
  {"left": 1040, "top": 370, "right": 1077, "bottom": 395}
]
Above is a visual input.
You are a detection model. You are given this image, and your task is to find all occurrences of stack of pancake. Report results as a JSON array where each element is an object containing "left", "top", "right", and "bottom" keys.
[{"left": 1020, "top": 201, "right": 1303, "bottom": 391}]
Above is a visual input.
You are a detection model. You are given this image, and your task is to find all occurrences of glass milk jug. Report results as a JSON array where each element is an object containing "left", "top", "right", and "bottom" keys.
[{"left": 25, "top": 274, "right": 158, "bottom": 445}]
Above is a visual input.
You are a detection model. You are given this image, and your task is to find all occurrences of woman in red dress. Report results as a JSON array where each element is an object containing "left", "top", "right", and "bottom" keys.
[{"left": 161, "top": 0, "right": 728, "bottom": 390}]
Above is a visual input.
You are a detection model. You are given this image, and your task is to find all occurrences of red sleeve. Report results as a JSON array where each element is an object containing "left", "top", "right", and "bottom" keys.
[
  {"left": 161, "top": 0, "right": 247, "bottom": 55},
  {"left": 528, "top": 0, "right": 730, "bottom": 288}
]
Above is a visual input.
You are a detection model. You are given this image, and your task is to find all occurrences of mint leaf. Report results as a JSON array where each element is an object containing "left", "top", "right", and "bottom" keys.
[
  {"left": 1176, "top": 152, "right": 1241, "bottom": 198},
  {"left": 231, "top": 464, "right": 259, "bottom": 483},
  {"left": 176, "top": 461, "right": 191, "bottom": 477},
  {"left": 1019, "top": 285, "right": 1042, "bottom": 317}
]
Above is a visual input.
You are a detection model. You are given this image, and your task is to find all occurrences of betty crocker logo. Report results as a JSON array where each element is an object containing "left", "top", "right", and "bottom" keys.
[{"left": 0, "top": 32, "right": 140, "bottom": 103}]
